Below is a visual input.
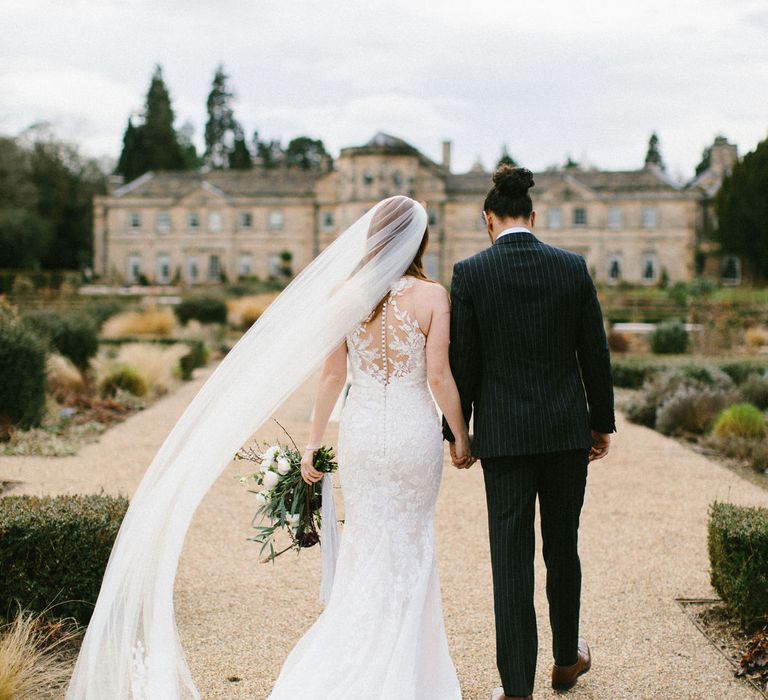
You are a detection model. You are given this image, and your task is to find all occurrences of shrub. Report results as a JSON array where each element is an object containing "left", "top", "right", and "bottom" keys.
[
  {"left": 740, "top": 373, "right": 768, "bottom": 411},
  {"left": 713, "top": 404, "right": 767, "bottom": 439},
  {"left": 719, "top": 360, "right": 768, "bottom": 385},
  {"left": 656, "top": 385, "right": 735, "bottom": 436},
  {"left": 607, "top": 330, "right": 629, "bottom": 353},
  {"left": 174, "top": 296, "right": 228, "bottom": 326},
  {"left": 0, "top": 495, "right": 129, "bottom": 625},
  {"left": 178, "top": 340, "right": 210, "bottom": 380},
  {"left": 706, "top": 435, "right": 768, "bottom": 474},
  {"left": 611, "top": 359, "right": 665, "bottom": 389},
  {"left": 708, "top": 502, "right": 768, "bottom": 626},
  {"left": 99, "top": 364, "right": 148, "bottom": 398},
  {"left": 22, "top": 311, "right": 98, "bottom": 371},
  {"left": 101, "top": 307, "right": 175, "bottom": 338},
  {"left": 0, "top": 324, "right": 46, "bottom": 437},
  {"left": 624, "top": 366, "right": 737, "bottom": 430},
  {"left": 83, "top": 300, "right": 125, "bottom": 328},
  {"left": 650, "top": 320, "right": 689, "bottom": 354},
  {"left": 745, "top": 327, "right": 768, "bottom": 350},
  {"left": 0, "top": 611, "right": 76, "bottom": 699}
]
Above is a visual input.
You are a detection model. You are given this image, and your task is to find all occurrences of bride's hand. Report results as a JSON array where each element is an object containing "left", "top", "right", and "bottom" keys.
[{"left": 301, "top": 449, "right": 324, "bottom": 484}]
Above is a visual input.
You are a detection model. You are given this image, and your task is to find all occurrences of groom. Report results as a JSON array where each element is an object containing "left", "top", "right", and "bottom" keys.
[{"left": 443, "top": 165, "right": 615, "bottom": 700}]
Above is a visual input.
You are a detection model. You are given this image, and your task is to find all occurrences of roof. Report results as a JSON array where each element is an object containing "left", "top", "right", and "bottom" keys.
[
  {"left": 447, "top": 165, "right": 687, "bottom": 195},
  {"left": 112, "top": 170, "right": 321, "bottom": 199}
]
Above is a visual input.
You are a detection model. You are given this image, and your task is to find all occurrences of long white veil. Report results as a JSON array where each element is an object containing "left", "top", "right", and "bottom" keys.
[{"left": 66, "top": 196, "right": 429, "bottom": 699}]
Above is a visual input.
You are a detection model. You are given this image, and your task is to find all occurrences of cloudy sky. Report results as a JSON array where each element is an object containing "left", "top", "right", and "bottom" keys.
[{"left": 1, "top": 0, "right": 766, "bottom": 180}]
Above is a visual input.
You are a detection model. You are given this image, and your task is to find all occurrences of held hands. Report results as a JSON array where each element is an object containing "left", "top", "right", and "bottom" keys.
[
  {"left": 450, "top": 434, "right": 476, "bottom": 469},
  {"left": 589, "top": 430, "right": 611, "bottom": 461},
  {"left": 300, "top": 448, "right": 324, "bottom": 484}
]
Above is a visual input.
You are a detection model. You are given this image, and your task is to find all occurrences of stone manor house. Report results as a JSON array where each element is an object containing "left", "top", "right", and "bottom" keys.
[{"left": 93, "top": 132, "right": 739, "bottom": 287}]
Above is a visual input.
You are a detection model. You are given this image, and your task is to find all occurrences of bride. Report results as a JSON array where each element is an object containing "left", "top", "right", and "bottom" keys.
[{"left": 66, "top": 196, "right": 472, "bottom": 699}]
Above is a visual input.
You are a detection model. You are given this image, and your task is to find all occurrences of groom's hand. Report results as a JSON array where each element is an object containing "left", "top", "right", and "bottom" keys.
[
  {"left": 589, "top": 430, "right": 611, "bottom": 461},
  {"left": 450, "top": 438, "right": 476, "bottom": 469}
]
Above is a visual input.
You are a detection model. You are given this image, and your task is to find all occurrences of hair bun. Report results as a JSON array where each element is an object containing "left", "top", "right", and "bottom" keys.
[{"left": 493, "top": 165, "right": 535, "bottom": 197}]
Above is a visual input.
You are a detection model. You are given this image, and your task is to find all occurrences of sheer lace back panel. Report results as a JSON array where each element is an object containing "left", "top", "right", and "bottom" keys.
[{"left": 347, "top": 276, "right": 426, "bottom": 388}]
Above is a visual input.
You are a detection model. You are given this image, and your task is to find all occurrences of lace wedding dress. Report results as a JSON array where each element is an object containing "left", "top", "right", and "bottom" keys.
[{"left": 268, "top": 276, "right": 462, "bottom": 699}]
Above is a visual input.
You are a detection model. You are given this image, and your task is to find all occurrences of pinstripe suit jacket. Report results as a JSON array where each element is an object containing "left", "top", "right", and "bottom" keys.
[{"left": 442, "top": 230, "right": 615, "bottom": 458}]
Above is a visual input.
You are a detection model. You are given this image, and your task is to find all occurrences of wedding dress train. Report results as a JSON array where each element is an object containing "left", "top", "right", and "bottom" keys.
[{"left": 268, "top": 276, "right": 461, "bottom": 699}]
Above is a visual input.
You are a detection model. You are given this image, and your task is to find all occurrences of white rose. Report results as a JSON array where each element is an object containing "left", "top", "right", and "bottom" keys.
[
  {"left": 277, "top": 457, "right": 291, "bottom": 475},
  {"left": 264, "top": 445, "right": 281, "bottom": 461},
  {"left": 285, "top": 513, "right": 300, "bottom": 527},
  {"left": 255, "top": 491, "right": 268, "bottom": 504},
  {"left": 262, "top": 470, "right": 279, "bottom": 490},
  {"left": 259, "top": 460, "right": 272, "bottom": 473}
]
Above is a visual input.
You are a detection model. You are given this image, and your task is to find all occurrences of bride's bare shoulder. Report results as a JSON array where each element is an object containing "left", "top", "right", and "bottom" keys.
[{"left": 408, "top": 277, "right": 449, "bottom": 306}]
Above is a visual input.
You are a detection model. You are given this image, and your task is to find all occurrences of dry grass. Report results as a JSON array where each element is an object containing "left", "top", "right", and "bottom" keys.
[
  {"left": 101, "top": 307, "right": 176, "bottom": 338},
  {"left": 93, "top": 343, "right": 187, "bottom": 396},
  {"left": 745, "top": 327, "right": 768, "bottom": 350},
  {"left": 0, "top": 611, "right": 77, "bottom": 700},
  {"left": 46, "top": 354, "right": 85, "bottom": 402},
  {"left": 226, "top": 294, "right": 278, "bottom": 331}
]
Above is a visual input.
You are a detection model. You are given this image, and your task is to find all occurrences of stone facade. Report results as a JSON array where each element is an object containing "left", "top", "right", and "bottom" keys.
[{"left": 94, "top": 132, "right": 730, "bottom": 287}]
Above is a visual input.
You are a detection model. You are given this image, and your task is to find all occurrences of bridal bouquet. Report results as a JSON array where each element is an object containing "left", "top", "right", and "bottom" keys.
[{"left": 237, "top": 426, "right": 338, "bottom": 563}]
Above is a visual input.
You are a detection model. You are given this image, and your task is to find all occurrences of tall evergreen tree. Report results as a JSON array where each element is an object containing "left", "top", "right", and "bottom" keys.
[
  {"left": 254, "top": 131, "right": 284, "bottom": 170},
  {"left": 645, "top": 132, "right": 665, "bottom": 169},
  {"left": 115, "top": 117, "right": 145, "bottom": 182},
  {"left": 228, "top": 124, "right": 252, "bottom": 170},
  {"left": 496, "top": 144, "right": 517, "bottom": 168},
  {"left": 142, "top": 65, "right": 185, "bottom": 171},
  {"left": 205, "top": 65, "right": 237, "bottom": 169},
  {"left": 715, "top": 136, "right": 768, "bottom": 279}
]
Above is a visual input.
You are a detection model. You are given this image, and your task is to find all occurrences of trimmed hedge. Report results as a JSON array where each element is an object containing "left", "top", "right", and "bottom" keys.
[
  {"left": 612, "top": 359, "right": 666, "bottom": 389},
  {"left": 709, "top": 502, "right": 768, "bottom": 626},
  {"left": 720, "top": 360, "right": 768, "bottom": 386},
  {"left": 650, "top": 320, "right": 689, "bottom": 354},
  {"left": 0, "top": 323, "right": 47, "bottom": 433},
  {"left": 174, "top": 296, "right": 227, "bottom": 326},
  {"left": 23, "top": 310, "right": 98, "bottom": 370},
  {"left": 0, "top": 494, "right": 128, "bottom": 625}
]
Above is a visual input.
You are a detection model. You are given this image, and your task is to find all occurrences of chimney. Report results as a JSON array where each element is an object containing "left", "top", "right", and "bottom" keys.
[
  {"left": 709, "top": 136, "right": 738, "bottom": 178},
  {"left": 441, "top": 140, "right": 452, "bottom": 172}
]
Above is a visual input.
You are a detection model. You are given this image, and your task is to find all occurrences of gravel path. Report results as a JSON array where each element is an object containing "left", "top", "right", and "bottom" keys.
[{"left": 2, "top": 369, "right": 767, "bottom": 699}]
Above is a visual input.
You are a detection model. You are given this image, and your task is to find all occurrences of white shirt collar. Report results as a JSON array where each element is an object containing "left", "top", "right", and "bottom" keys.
[{"left": 496, "top": 227, "right": 532, "bottom": 242}]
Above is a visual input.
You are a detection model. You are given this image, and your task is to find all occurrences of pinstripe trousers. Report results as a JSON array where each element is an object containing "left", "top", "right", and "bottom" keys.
[{"left": 482, "top": 449, "right": 589, "bottom": 697}]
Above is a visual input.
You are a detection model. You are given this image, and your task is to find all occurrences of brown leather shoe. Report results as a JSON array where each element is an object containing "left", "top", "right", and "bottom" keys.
[
  {"left": 491, "top": 688, "right": 533, "bottom": 700},
  {"left": 551, "top": 638, "right": 591, "bottom": 690}
]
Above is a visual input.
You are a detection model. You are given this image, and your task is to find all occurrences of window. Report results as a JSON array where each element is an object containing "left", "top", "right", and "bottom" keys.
[
  {"left": 208, "top": 255, "right": 221, "bottom": 281},
  {"left": 156, "top": 212, "right": 171, "bottom": 234},
  {"left": 187, "top": 257, "right": 199, "bottom": 283},
  {"left": 129, "top": 212, "right": 141, "bottom": 231},
  {"left": 721, "top": 255, "right": 741, "bottom": 286},
  {"left": 428, "top": 209, "right": 438, "bottom": 226},
  {"left": 322, "top": 211, "right": 334, "bottom": 229},
  {"left": 268, "top": 253, "right": 283, "bottom": 278},
  {"left": 362, "top": 172, "right": 374, "bottom": 186},
  {"left": 424, "top": 252, "right": 439, "bottom": 280},
  {"left": 239, "top": 212, "right": 252, "bottom": 230},
  {"left": 208, "top": 211, "right": 222, "bottom": 232},
  {"left": 607, "top": 255, "right": 622, "bottom": 283},
  {"left": 641, "top": 207, "right": 658, "bottom": 229},
  {"left": 156, "top": 254, "right": 171, "bottom": 284},
  {"left": 238, "top": 254, "right": 253, "bottom": 278},
  {"left": 127, "top": 254, "right": 141, "bottom": 283},
  {"left": 641, "top": 253, "right": 658, "bottom": 283},
  {"left": 392, "top": 171, "right": 403, "bottom": 187},
  {"left": 187, "top": 212, "right": 200, "bottom": 231},
  {"left": 608, "top": 207, "right": 623, "bottom": 229},
  {"left": 268, "top": 210, "right": 284, "bottom": 230},
  {"left": 573, "top": 207, "right": 587, "bottom": 226},
  {"left": 546, "top": 208, "right": 562, "bottom": 229}
]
